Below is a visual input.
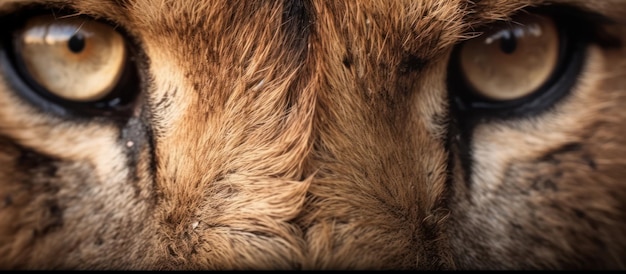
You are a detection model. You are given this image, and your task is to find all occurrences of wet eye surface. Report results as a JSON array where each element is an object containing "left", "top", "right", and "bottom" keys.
[
  {"left": 0, "top": 12, "right": 140, "bottom": 118},
  {"left": 447, "top": 8, "right": 589, "bottom": 120}
]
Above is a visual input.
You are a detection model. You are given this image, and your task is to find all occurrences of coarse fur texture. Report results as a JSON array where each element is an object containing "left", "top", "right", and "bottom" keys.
[{"left": 1, "top": 0, "right": 626, "bottom": 270}]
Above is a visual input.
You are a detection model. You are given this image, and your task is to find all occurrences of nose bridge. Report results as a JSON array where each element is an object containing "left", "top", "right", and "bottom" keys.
[
  {"left": 142, "top": 1, "right": 318, "bottom": 267},
  {"left": 145, "top": 42, "right": 316, "bottom": 270},
  {"left": 137, "top": 0, "right": 453, "bottom": 268},
  {"left": 291, "top": 1, "right": 457, "bottom": 268}
]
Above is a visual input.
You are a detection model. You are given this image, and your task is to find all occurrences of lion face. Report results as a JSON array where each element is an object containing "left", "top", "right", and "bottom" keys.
[{"left": 0, "top": 0, "right": 625, "bottom": 270}]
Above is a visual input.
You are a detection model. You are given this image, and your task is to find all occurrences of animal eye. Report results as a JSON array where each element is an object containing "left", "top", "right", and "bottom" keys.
[
  {"left": 16, "top": 15, "right": 126, "bottom": 102},
  {"left": 459, "top": 14, "right": 558, "bottom": 101},
  {"left": 1, "top": 13, "right": 140, "bottom": 117},
  {"left": 447, "top": 9, "right": 588, "bottom": 119}
]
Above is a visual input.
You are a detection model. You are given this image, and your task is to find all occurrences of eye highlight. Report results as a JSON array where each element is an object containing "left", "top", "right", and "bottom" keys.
[
  {"left": 459, "top": 14, "right": 559, "bottom": 101},
  {"left": 15, "top": 14, "right": 127, "bottom": 102}
]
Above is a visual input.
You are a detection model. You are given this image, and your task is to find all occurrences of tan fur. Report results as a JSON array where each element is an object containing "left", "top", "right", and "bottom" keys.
[{"left": 0, "top": 0, "right": 625, "bottom": 270}]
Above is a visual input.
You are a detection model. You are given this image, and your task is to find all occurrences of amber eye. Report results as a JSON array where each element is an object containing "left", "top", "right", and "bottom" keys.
[
  {"left": 14, "top": 14, "right": 127, "bottom": 102},
  {"left": 459, "top": 14, "right": 559, "bottom": 101},
  {"left": 448, "top": 9, "right": 588, "bottom": 119},
  {"left": 0, "top": 12, "right": 140, "bottom": 117}
]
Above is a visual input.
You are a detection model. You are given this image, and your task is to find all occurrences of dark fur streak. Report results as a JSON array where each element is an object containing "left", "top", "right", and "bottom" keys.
[
  {"left": 573, "top": 208, "right": 586, "bottom": 219},
  {"left": 282, "top": 0, "right": 312, "bottom": 56},
  {"left": 398, "top": 54, "right": 426, "bottom": 74},
  {"left": 573, "top": 209, "right": 600, "bottom": 230},
  {"left": 582, "top": 154, "right": 597, "bottom": 170},
  {"left": 140, "top": 97, "right": 159, "bottom": 206},
  {"left": 113, "top": 0, "right": 131, "bottom": 9},
  {"left": 167, "top": 245, "right": 178, "bottom": 257},
  {"left": 243, "top": 229, "right": 275, "bottom": 239},
  {"left": 120, "top": 117, "right": 146, "bottom": 198},
  {"left": 281, "top": 1, "right": 313, "bottom": 117},
  {"left": 35, "top": 200, "right": 64, "bottom": 236},
  {"left": 531, "top": 177, "right": 558, "bottom": 192},
  {"left": 548, "top": 202, "right": 563, "bottom": 211},
  {"left": 528, "top": 234, "right": 545, "bottom": 246},
  {"left": 431, "top": 110, "right": 449, "bottom": 145},
  {"left": 17, "top": 148, "right": 58, "bottom": 178},
  {"left": 539, "top": 142, "right": 583, "bottom": 162},
  {"left": 554, "top": 170, "right": 563, "bottom": 178},
  {"left": 447, "top": 114, "right": 474, "bottom": 191},
  {"left": 342, "top": 55, "right": 352, "bottom": 68},
  {"left": 2, "top": 139, "right": 67, "bottom": 235},
  {"left": 419, "top": 212, "right": 448, "bottom": 269},
  {"left": 154, "top": 92, "right": 171, "bottom": 109},
  {"left": 3, "top": 195, "right": 12, "bottom": 207}
]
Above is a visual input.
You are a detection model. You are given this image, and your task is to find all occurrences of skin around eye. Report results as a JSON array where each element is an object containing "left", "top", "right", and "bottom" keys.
[
  {"left": 459, "top": 14, "right": 559, "bottom": 101},
  {"left": 14, "top": 14, "right": 126, "bottom": 102}
]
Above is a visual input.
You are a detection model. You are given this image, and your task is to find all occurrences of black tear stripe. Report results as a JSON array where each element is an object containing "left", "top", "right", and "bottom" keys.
[
  {"left": 120, "top": 117, "right": 144, "bottom": 197},
  {"left": 282, "top": 0, "right": 313, "bottom": 59},
  {"left": 119, "top": 107, "right": 158, "bottom": 202}
]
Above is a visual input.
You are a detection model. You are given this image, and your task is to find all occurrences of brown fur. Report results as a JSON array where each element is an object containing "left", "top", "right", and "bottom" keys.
[{"left": 0, "top": 0, "right": 625, "bottom": 270}]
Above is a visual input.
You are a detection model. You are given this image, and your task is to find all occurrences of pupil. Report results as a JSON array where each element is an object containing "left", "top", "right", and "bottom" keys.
[
  {"left": 68, "top": 33, "right": 85, "bottom": 53},
  {"left": 499, "top": 31, "right": 517, "bottom": 54}
]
